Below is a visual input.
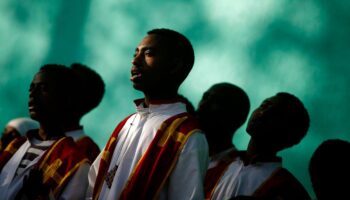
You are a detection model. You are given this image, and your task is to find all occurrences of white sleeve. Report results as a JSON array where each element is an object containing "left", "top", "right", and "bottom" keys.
[
  {"left": 167, "top": 131, "right": 209, "bottom": 200},
  {"left": 58, "top": 162, "right": 90, "bottom": 200},
  {"left": 85, "top": 152, "right": 102, "bottom": 200}
]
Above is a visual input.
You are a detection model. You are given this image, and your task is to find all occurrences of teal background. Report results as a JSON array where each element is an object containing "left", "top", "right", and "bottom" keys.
[{"left": 1, "top": 1, "right": 350, "bottom": 198}]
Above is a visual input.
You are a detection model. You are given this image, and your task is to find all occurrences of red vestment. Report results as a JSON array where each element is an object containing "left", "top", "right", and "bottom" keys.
[{"left": 93, "top": 113, "right": 201, "bottom": 200}]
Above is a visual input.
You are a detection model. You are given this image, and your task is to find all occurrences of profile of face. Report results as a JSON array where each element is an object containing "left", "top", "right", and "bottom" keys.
[
  {"left": 246, "top": 95, "right": 286, "bottom": 143},
  {"left": 197, "top": 85, "right": 236, "bottom": 149},
  {"left": 197, "top": 85, "right": 230, "bottom": 131},
  {"left": 130, "top": 34, "right": 177, "bottom": 94},
  {"left": 28, "top": 71, "right": 69, "bottom": 124},
  {"left": 197, "top": 83, "right": 250, "bottom": 135}
]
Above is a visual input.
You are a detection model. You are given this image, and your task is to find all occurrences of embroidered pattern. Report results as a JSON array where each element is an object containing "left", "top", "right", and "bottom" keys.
[{"left": 105, "top": 165, "right": 118, "bottom": 188}]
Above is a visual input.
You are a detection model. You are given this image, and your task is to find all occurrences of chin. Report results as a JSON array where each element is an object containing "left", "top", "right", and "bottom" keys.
[
  {"left": 29, "top": 113, "right": 38, "bottom": 120},
  {"left": 132, "top": 85, "right": 145, "bottom": 93},
  {"left": 132, "top": 81, "right": 144, "bottom": 90},
  {"left": 29, "top": 112, "right": 44, "bottom": 123},
  {"left": 246, "top": 124, "right": 257, "bottom": 136}
]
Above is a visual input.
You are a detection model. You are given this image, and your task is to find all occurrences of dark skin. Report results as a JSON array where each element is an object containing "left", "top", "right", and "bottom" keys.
[
  {"left": 244, "top": 96, "right": 290, "bottom": 165},
  {"left": 196, "top": 83, "right": 250, "bottom": 156},
  {"left": 130, "top": 34, "right": 182, "bottom": 107},
  {"left": 28, "top": 71, "right": 71, "bottom": 140},
  {"left": 19, "top": 69, "right": 75, "bottom": 199},
  {"left": 197, "top": 87, "right": 237, "bottom": 156}
]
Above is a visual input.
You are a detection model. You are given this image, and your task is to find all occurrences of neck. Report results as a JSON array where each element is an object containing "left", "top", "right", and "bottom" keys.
[
  {"left": 64, "top": 118, "right": 82, "bottom": 131},
  {"left": 245, "top": 139, "right": 277, "bottom": 165},
  {"left": 209, "top": 141, "right": 234, "bottom": 157},
  {"left": 38, "top": 126, "right": 64, "bottom": 140},
  {"left": 144, "top": 91, "right": 178, "bottom": 107}
]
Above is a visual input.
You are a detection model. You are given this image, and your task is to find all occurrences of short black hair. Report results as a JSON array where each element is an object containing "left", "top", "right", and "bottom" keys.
[
  {"left": 39, "top": 64, "right": 79, "bottom": 100},
  {"left": 246, "top": 92, "right": 310, "bottom": 152},
  {"left": 211, "top": 83, "right": 250, "bottom": 131},
  {"left": 177, "top": 94, "right": 195, "bottom": 115},
  {"left": 147, "top": 28, "right": 195, "bottom": 85},
  {"left": 70, "top": 63, "right": 105, "bottom": 116},
  {"left": 309, "top": 139, "right": 350, "bottom": 199},
  {"left": 274, "top": 92, "right": 310, "bottom": 147}
]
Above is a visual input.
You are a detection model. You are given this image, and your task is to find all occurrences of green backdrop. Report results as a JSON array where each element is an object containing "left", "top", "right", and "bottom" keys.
[{"left": 2, "top": 1, "right": 350, "bottom": 198}]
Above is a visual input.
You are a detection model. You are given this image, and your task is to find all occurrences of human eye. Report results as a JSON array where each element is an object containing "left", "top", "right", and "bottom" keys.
[
  {"left": 144, "top": 49, "right": 154, "bottom": 57},
  {"left": 39, "top": 84, "right": 49, "bottom": 93},
  {"left": 29, "top": 83, "right": 34, "bottom": 92},
  {"left": 133, "top": 51, "right": 137, "bottom": 58},
  {"left": 133, "top": 48, "right": 140, "bottom": 58}
]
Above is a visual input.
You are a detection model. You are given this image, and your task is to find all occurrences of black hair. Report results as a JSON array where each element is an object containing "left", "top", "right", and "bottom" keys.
[
  {"left": 147, "top": 28, "right": 195, "bottom": 86},
  {"left": 309, "top": 139, "right": 350, "bottom": 199},
  {"left": 70, "top": 63, "right": 105, "bottom": 116},
  {"left": 177, "top": 94, "right": 195, "bottom": 115},
  {"left": 274, "top": 92, "right": 310, "bottom": 146},
  {"left": 39, "top": 64, "right": 79, "bottom": 99},
  {"left": 210, "top": 82, "right": 250, "bottom": 131},
  {"left": 196, "top": 82, "right": 250, "bottom": 153}
]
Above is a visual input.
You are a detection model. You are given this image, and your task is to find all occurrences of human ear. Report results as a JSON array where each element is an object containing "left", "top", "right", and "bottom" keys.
[{"left": 169, "top": 58, "right": 183, "bottom": 75}]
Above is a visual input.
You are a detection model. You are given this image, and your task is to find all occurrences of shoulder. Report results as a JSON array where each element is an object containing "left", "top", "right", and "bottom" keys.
[
  {"left": 46, "top": 137, "right": 83, "bottom": 160},
  {"left": 253, "top": 167, "right": 311, "bottom": 200},
  {"left": 182, "top": 130, "right": 208, "bottom": 154}
]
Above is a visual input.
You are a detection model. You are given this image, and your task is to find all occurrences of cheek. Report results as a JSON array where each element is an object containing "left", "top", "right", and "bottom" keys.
[
  {"left": 144, "top": 56, "right": 158, "bottom": 67},
  {"left": 146, "top": 57, "right": 170, "bottom": 73}
]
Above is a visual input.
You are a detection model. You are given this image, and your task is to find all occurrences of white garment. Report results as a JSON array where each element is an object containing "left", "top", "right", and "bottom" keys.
[
  {"left": 207, "top": 147, "right": 238, "bottom": 170},
  {"left": 6, "top": 118, "right": 39, "bottom": 136},
  {"left": 86, "top": 100, "right": 209, "bottom": 200},
  {"left": 210, "top": 157, "right": 281, "bottom": 200},
  {"left": 15, "top": 138, "right": 54, "bottom": 176},
  {"left": 65, "top": 129, "right": 86, "bottom": 142},
  {"left": 0, "top": 137, "right": 90, "bottom": 200}
]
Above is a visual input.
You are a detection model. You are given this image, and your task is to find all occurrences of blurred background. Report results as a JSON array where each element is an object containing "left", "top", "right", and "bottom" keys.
[{"left": 1, "top": 0, "right": 350, "bottom": 198}]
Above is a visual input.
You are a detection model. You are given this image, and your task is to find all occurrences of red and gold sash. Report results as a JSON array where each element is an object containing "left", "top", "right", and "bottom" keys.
[
  {"left": 253, "top": 167, "right": 311, "bottom": 200},
  {"left": 204, "top": 150, "right": 239, "bottom": 200},
  {"left": 36, "top": 137, "right": 89, "bottom": 197},
  {"left": 93, "top": 112, "right": 200, "bottom": 200},
  {"left": 93, "top": 114, "right": 133, "bottom": 200},
  {"left": 76, "top": 136, "right": 100, "bottom": 163},
  {"left": 0, "top": 136, "right": 26, "bottom": 172}
]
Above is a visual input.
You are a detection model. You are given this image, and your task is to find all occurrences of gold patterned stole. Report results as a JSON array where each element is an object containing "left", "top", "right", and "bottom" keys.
[
  {"left": 35, "top": 137, "right": 89, "bottom": 197},
  {"left": 119, "top": 112, "right": 200, "bottom": 200},
  {"left": 93, "top": 114, "right": 133, "bottom": 200},
  {"left": 76, "top": 136, "right": 101, "bottom": 163},
  {"left": 252, "top": 167, "right": 311, "bottom": 200},
  {"left": 93, "top": 112, "right": 201, "bottom": 200},
  {"left": 204, "top": 150, "right": 239, "bottom": 200},
  {"left": 0, "top": 136, "right": 26, "bottom": 172}
]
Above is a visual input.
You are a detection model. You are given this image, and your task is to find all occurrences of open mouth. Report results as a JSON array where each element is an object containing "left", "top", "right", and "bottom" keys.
[
  {"left": 28, "top": 101, "right": 39, "bottom": 113},
  {"left": 28, "top": 105, "right": 37, "bottom": 113},
  {"left": 130, "top": 73, "right": 142, "bottom": 81},
  {"left": 130, "top": 69, "right": 142, "bottom": 82}
]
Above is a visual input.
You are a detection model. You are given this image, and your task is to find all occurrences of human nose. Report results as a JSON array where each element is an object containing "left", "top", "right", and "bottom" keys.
[
  {"left": 131, "top": 52, "right": 142, "bottom": 66},
  {"left": 29, "top": 85, "right": 38, "bottom": 98}
]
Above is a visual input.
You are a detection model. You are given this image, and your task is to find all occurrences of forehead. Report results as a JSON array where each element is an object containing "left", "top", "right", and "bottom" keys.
[
  {"left": 32, "top": 71, "right": 57, "bottom": 83},
  {"left": 136, "top": 34, "right": 166, "bottom": 50},
  {"left": 261, "top": 96, "right": 280, "bottom": 106},
  {"left": 31, "top": 71, "right": 63, "bottom": 91}
]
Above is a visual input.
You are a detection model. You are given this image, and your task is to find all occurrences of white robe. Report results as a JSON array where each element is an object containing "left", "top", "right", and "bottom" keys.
[
  {"left": 0, "top": 138, "right": 90, "bottom": 200},
  {"left": 210, "top": 157, "right": 281, "bottom": 200},
  {"left": 65, "top": 129, "right": 86, "bottom": 142},
  {"left": 86, "top": 100, "right": 209, "bottom": 200}
]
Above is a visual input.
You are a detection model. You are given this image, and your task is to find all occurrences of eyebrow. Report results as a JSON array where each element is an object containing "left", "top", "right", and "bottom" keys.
[{"left": 135, "top": 46, "right": 156, "bottom": 52}]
